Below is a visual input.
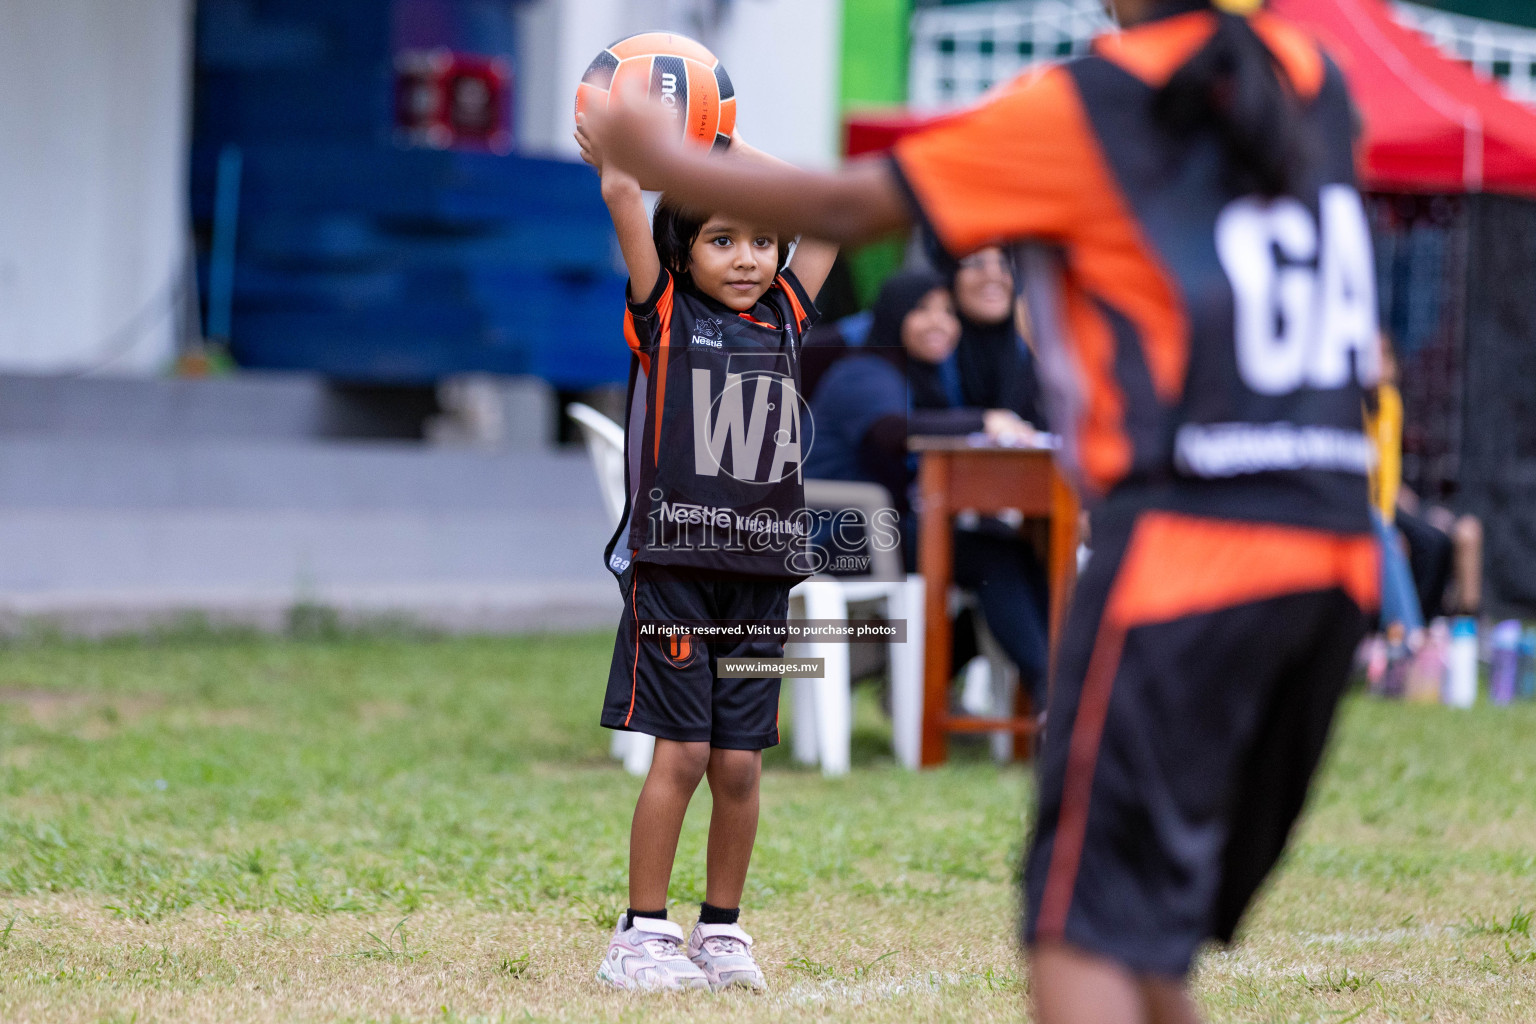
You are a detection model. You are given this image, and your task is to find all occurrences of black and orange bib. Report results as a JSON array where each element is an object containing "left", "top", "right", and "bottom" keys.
[
  {"left": 604, "top": 269, "right": 818, "bottom": 582},
  {"left": 894, "top": 10, "right": 1377, "bottom": 533}
]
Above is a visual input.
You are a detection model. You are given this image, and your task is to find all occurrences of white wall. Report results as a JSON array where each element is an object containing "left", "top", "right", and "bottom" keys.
[
  {"left": 0, "top": 0, "right": 192, "bottom": 376},
  {"left": 714, "top": 0, "right": 842, "bottom": 168},
  {"left": 514, "top": 0, "right": 841, "bottom": 168}
]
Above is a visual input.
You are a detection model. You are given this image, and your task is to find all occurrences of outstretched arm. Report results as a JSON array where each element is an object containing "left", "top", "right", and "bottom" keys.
[
  {"left": 576, "top": 116, "right": 662, "bottom": 304},
  {"left": 588, "top": 95, "right": 912, "bottom": 248},
  {"left": 727, "top": 136, "right": 840, "bottom": 301}
]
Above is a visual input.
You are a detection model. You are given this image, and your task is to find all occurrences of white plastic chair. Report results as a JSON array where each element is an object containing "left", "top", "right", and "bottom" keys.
[
  {"left": 566, "top": 401, "right": 628, "bottom": 524},
  {"left": 567, "top": 402, "right": 656, "bottom": 776},
  {"left": 787, "top": 480, "right": 926, "bottom": 776}
]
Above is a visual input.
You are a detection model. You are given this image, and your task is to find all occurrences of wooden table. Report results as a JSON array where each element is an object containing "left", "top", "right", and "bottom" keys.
[{"left": 910, "top": 436, "right": 1079, "bottom": 767}]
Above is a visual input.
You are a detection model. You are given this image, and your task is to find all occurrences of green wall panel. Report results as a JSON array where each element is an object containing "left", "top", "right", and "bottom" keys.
[
  {"left": 840, "top": 1, "right": 911, "bottom": 306},
  {"left": 841, "top": 0, "right": 910, "bottom": 109}
]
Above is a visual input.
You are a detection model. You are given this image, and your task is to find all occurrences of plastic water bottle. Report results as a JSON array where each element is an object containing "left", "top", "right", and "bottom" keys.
[
  {"left": 1519, "top": 626, "right": 1536, "bottom": 701},
  {"left": 1445, "top": 617, "right": 1480, "bottom": 708},
  {"left": 1490, "top": 620, "right": 1522, "bottom": 705},
  {"left": 1381, "top": 623, "right": 1409, "bottom": 699},
  {"left": 1407, "top": 619, "right": 1448, "bottom": 704},
  {"left": 1364, "top": 634, "right": 1389, "bottom": 694}
]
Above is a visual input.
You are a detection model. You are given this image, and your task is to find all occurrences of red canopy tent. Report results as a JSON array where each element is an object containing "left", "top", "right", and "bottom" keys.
[
  {"left": 846, "top": 0, "right": 1536, "bottom": 197},
  {"left": 1273, "top": 0, "right": 1536, "bottom": 196}
]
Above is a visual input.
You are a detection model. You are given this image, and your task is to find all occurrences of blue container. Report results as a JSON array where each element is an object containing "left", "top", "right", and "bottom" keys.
[
  {"left": 1519, "top": 626, "right": 1536, "bottom": 700},
  {"left": 1490, "top": 619, "right": 1522, "bottom": 705},
  {"left": 191, "top": 0, "right": 626, "bottom": 385}
]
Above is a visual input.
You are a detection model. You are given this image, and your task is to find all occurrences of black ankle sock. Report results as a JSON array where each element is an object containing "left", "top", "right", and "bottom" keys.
[
  {"left": 698, "top": 902, "right": 739, "bottom": 926},
  {"left": 625, "top": 907, "right": 667, "bottom": 930}
]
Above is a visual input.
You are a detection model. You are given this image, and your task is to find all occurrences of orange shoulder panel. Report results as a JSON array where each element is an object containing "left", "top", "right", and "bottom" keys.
[
  {"left": 1096, "top": 12, "right": 1324, "bottom": 100},
  {"left": 1094, "top": 11, "right": 1215, "bottom": 87},
  {"left": 1252, "top": 14, "right": 1326, "bottom": 100},
  {"left": 777, "top": 275, "right": 810, "bottom": 331},
  {"left": 622, "top": 314, "right": 651, "bottom": 377},
  {"left": 624, "top": 275, "right": 675, "bottom": 376}
]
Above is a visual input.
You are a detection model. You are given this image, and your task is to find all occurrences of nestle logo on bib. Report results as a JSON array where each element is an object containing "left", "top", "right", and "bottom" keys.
[{"left": 691, "top": 317, "right": 725, "bottom": 349}]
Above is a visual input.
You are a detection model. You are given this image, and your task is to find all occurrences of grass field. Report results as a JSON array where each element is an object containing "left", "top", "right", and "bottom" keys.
[{"left": 1, "top": 628, "right": 1534, "bottom": 1023}]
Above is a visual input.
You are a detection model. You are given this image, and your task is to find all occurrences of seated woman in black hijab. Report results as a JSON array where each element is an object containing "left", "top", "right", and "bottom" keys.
[
  {"left": 805, "top": 268, "right": 1050, "bottom": 708},
  {"left": 951, "top": 246, "right": 1043, "bottom": 426}
]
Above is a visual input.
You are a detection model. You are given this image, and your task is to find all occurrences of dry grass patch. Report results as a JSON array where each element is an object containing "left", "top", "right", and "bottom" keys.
[
  {"left": 0, "top": 688, "right": 166, "bottom": 735},
  {"left": 0, "top": 896, "right": 1023, "bottom": 1024}
]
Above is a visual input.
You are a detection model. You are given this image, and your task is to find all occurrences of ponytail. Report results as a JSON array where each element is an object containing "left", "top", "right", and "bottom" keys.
[{"left": 1152, "top": 10, "right": 1314, "bottom": 198}]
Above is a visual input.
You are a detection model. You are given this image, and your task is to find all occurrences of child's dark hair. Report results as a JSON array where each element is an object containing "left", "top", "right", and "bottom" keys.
[
  {"left": 1152, "top": 5, "right": 1317, "bottom": 198},
  {"left": 652, "top": 195, "right": 789, "bottom": 289}
]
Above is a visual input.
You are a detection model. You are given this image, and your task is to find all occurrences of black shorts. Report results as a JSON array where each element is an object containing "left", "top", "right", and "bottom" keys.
[
  {"left": 602, "top": 563, "right": 791, "bottom": 750},
  {"left": 1022, "top": 505, "right": 1378, "bottom": 977}
]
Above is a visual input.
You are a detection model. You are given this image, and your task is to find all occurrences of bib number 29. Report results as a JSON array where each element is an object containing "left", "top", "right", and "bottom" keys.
[{"left": 1216, "top": 185, "right": 1379, "bottom": 395}]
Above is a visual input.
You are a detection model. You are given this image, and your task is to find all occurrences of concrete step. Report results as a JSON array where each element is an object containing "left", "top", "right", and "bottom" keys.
[
  {"left": 0, "top": 437, "right": 601, "bottom": 511},
  {"left": 0, "top": 371, "right": 558, "bottom": 445},
  {"left": 0, "top": 372, "right": 417, "bottom": 440},
  {"left": 0, "top": 581, "right": 620, "bottom": 637},
  {"left": 0, "top": 437, "right": 623, "bottom": 634}
]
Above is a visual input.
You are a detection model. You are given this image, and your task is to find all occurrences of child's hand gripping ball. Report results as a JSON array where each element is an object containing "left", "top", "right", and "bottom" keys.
[{"left": 574, "top": 32, "right": 736, "bottom": 153}]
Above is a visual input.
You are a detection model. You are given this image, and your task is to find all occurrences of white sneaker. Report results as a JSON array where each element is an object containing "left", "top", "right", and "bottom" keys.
[
  {"left": 687, "top": 922, "right": 767, "bottom": 991},
  {"left": 596, "top": 915, "right": 711, "bottom": 991}
]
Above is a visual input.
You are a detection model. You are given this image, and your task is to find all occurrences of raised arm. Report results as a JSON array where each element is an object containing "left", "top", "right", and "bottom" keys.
[
  {"left": 588, "top": 96, "right": 912, "bottom": 248},
  {"left": 727, "top": 136, "right": 840, "bottom": 301},
  {"left": 786, "top": 234, "right": 840, "bottom": 306},
  {"left": 576, "top": 116, "right": 662, "bottom": 304}
]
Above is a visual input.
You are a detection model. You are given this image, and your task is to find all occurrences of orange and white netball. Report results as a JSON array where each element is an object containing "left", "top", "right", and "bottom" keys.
[{"left": 574, "top": 31, "right": 736, "bottom": 152}]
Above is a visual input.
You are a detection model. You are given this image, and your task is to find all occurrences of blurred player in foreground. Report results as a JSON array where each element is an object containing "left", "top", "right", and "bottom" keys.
[{"left": 588, "top": 0, "right": 1381, "bottom": 1020}]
